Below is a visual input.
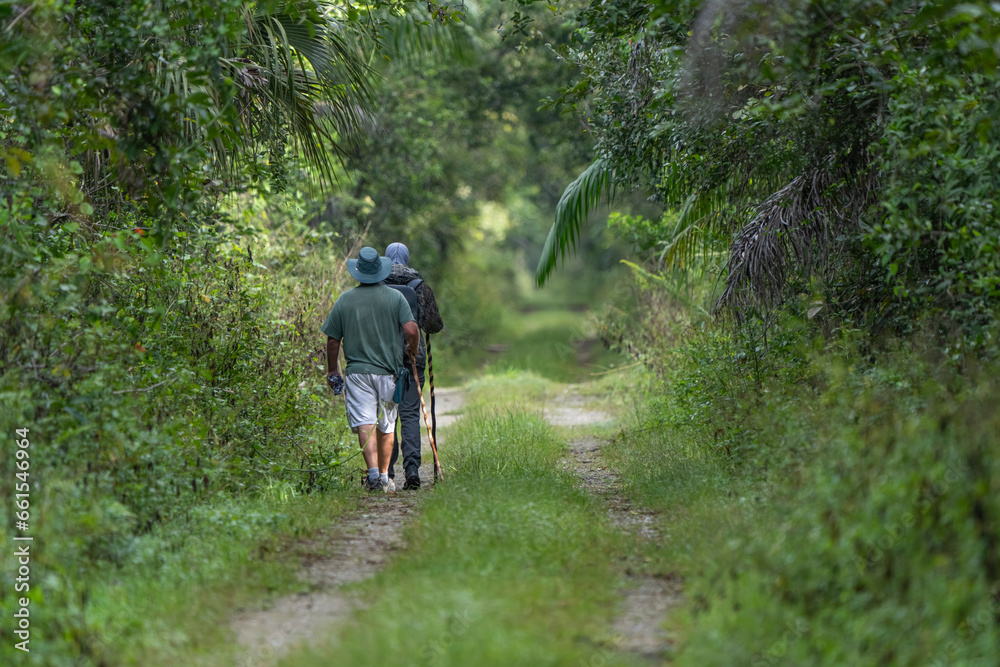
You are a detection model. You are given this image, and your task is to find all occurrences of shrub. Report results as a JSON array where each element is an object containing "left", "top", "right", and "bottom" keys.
[
  {"left": 0, "top": 195, "right": 355, "bottom": 662},
  {"left": 611, "top": 302, "right": 1000, "bottom": 665}
]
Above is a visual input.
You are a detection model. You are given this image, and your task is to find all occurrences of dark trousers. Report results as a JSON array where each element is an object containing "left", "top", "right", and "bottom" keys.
[{"left": 389, "top": 365, "right": 424, "bottom": 479}]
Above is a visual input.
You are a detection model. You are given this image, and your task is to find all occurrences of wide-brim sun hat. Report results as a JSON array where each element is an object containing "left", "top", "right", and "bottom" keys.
[{"left": 347, "top": 246, "right": 392, "bottom": 284}]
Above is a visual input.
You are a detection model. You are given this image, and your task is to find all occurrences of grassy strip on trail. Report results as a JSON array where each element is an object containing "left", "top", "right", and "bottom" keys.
[
  {"left": 284, "top": 373, "right": 641, "bottom": 667},
  {"left": 65, "top": 492, "right": 351, "bottom": 667},
  {"left": 439, "top": 307, "right": 628, "bottom": 386},
  {"left": 436, "top": 260, "right": 631, "bottom": 387}
]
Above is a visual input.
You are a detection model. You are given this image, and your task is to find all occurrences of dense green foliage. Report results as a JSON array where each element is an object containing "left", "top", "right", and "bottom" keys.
[
  {"left": 607, "top": 305, "right": 1000, "bottom": 664},
  {"left": 541, "top": 0, "right": 1000, "bottom": 338},
  {"left": 314, "top": 1, "right": 618, "bottom": 358},
  {"left": 0, "top": 198, "right": 357, "bottom": 662},
  {"left": 2, "top": 2, "right": 379, "bottom": 661},
  {"left": 0, "top": 0, "right": 374, "bottom": 221},
  {"left": 571, "top": 3, "right": 1000, "bottom": 663}
]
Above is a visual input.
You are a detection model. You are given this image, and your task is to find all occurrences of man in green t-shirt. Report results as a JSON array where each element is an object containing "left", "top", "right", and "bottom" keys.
[{"left": 322, "top": 247, "right": 419, "bottom": 493}]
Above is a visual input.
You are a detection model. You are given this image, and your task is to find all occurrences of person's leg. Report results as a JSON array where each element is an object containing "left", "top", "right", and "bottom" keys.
[
  {"left": 388, "top": 422, "right": 400, "bottom": 479},
  {"left": 376, "top": 428, "right": 395, "bottom": 474},
  {"left": 389, "top": 368, "right": 413, "bottom": 479},
  {"left": 399, "top": 367, "right": 424, "bottom": 480},
  {"left": 374, "top": 376, "right": 401, "bottom": 490},
  {"left": 357, "top": 424, "right": 378, "bottom": 469},
  {"left": 344, "top": 374, "right": 380, "bottom": 488}
]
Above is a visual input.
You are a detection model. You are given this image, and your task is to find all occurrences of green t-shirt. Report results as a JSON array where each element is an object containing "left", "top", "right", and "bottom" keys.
[{"left": 321, "top": 283, "right": 414, "bottom": 376}]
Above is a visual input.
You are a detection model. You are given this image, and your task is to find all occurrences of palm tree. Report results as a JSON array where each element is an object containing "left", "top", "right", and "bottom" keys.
[
  {"left": 7, "top": 0, "right": 472, "bottom": 217},
  {"left": 161, "top": 2, "right": 377, "bottom": 187},
  {"left": 533, "top": 2, "right": 881, "bottom": 325}
]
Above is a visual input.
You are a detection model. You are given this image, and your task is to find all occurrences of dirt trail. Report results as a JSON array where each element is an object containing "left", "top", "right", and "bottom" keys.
[
  {"left": 230, "top": 385, "right": 677, "bottom": 665},
  {"left": 230, "top": 386, "right": 466, "bottom": 666},
  {"left": 230, "top": 498, "right": 414, "bottom": 666},
  {"left": 550, "top": 389, "right": 681, "bottom": 663}
]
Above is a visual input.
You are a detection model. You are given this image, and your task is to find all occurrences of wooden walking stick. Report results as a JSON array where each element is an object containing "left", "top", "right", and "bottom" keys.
[
  {"left": 412, "top": 358, "right": 444, "bottom": 482},
  {"left": 426, "top": 332, "right": 436, "bottom": 447}
]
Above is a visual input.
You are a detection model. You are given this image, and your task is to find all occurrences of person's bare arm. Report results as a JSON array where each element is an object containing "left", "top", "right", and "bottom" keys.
[
  {"left": 326, "top": 336, "right": 342, "bottom": 378},
  {"left": 403, "top": 321, "right": 419, "bottom": 363}
]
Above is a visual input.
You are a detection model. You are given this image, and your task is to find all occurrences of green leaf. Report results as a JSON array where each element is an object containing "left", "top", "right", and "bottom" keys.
[{"left": 535, "top": 158, "right": 614, "bottom": 286}]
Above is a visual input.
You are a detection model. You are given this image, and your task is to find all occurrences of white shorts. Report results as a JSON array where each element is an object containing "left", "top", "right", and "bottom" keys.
[{"left": 344, "top": 373, "right": 398, "bottom": 433}]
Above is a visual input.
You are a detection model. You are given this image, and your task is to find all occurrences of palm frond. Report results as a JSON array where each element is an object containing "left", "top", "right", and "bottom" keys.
[
  {"left": 224, "top": 5, "right": 376, "bottom": 183},
  {"left": 535, "top": 158, "right": 614, "bottom": 286},
  {"left": 658, "top": 218, "right": 703, "bottom": 270},
  {"left": 378, "top": 11, "right": 481, "bottom": 66},
  {"left": 654, "top": 162, "right": 790, "bottom": 273},
  {"left": 715, "top": 166, "right": 877, "bottom": 320},
  {"left": 621, "top": 259, "right": 711, "bottom": 318}
]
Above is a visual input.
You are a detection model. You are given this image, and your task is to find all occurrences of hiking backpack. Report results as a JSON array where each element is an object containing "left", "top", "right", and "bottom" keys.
[{"left": 388, "top": 278, "right": 423, "bottom": 323}]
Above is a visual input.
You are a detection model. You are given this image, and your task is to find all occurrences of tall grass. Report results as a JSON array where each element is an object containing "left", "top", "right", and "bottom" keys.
[{"left": 608, "top": 325, "right": 1000, "bottom": 666}]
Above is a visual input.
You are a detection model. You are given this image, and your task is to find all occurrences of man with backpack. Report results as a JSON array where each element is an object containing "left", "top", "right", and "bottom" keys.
[
  {"left": 383, "top": 242, "right": 444, "bottom": 490},
  {"left": 323, "top": 246, "right": 420, "bottom": 493}
]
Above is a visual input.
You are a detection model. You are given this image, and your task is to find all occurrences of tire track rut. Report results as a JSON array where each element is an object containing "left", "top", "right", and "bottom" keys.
[
  {"left": 551, "top": 389, "right": 681, "bottom": 663},
  {"left": 230, "top": 387, "right": 466, "bottom": 666}
]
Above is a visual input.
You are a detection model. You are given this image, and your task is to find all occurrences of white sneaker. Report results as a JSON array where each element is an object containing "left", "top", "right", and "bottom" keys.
[{"left": 381, "top": 478, "right": 396, "bottom": 493}]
